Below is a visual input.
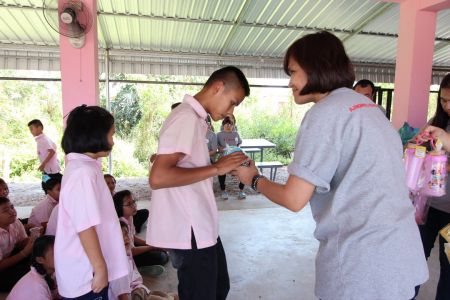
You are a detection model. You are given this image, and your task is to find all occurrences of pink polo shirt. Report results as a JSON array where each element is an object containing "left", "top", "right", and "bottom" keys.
[
  {"left": 6, "top": 267, "right": 55, "bottom": 300},
  {"left": 28, "top": 195, "right": 58, "bottom": 227},
  {"left": 55, "top": 153, "right": 128, "bottom": 298},
  {"left": 0, "top": 219, "right": 27, "bottom": 260},
  {"left": 120, "top": 216, "right": 136, "bottom": 248},
  {"left": 147, "top": 95, "right": 218, "bottom": 250},
  {"left": 35, "top": 133, "right": 61, "bottom": 174},
  {"left": 45, "top": 204, "right": 58, "bottom": 236}
]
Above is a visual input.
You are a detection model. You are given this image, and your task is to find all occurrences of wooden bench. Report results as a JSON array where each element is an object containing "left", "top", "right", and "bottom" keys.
[
  {"left": 243, "top": 147, "right": 261, "bottom": 160},
  {"left": 255, "top": 161, "right": 283, "bottom": 181}
]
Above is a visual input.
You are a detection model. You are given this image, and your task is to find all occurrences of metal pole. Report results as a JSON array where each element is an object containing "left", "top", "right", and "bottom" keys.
[{"left": 105, "top": 49, "right": 112, "bottom": 174}]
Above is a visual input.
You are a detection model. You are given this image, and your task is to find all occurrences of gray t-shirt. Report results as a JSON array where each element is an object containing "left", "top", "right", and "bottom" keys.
[
  {"left": 217, "top": 131, "right": 242, "bottom": 149},
  {"left": 206, "top": 129, "right": 218, "bottom": 153},
  {"left": 426, "top": 119, "right": 450, "bottom": 212},
  {"left": 288, "top": 88, "right": 428, "bottom": 300}
]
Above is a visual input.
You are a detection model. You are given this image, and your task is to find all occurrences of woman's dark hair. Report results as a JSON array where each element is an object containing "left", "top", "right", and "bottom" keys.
[
  {"left": 31, "top": 235, "right": 56, "bottom": 291},
  {"left": 222, "top": 116, "right": 233, "bottom": 125},
  {"left": 431, "top": 73, "right": 450, "bottom": 129},
  {"left": 0, "top": 196, "right": 10, "bottom": 206},
  {"left": 283, "top": 31, "right": 355, "bottom": 95},
  {"left": 61, "top": 105, "right": 114, "bottom": 154},
  {"left": 113, "top": 190, "right": 132, "bottom": 218},
  {"left": 42, "top": 178, "right": 61, "bottom": 195}
]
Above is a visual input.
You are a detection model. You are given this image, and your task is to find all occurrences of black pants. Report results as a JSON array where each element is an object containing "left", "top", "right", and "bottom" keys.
[
  {"left": 169, "top": 232, "right": 230, "bottom": 300},
  {"left": 134, "top": 250, "right": 169, "bottom": 267},
  {"left": 218, "top": 175, "right": 244, "bottom": 191},
  {"left": 133, "top": 208, "right": 149, "bottom": 233},
  {"left": 62, "top": 285, "right": 108, "bottom": 300},
  {"left": 415, "top": 207, "right": 450, "bottom": 300},
  {"left": 0, "top": 253, "right": 30, "bottom": 292}
]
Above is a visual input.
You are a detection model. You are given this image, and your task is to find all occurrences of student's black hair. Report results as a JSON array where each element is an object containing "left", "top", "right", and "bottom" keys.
[
  {"left": 171, "top": 102, "right": 181, "bottom": 110},
  {"left": 283, "top": 31, "right": 355, "bottom": 95},
  {"left": 204, "top": 66, "right": 250, "bottom": 97},
  {"left": 353, "top": 79, "right": 375, "bottom": 96},
  {"left": 431, "top": 73, "right": 450, "bottom": 130},
  {"left": 104, "top": 174, "right": 116, "bottom": 183},
  {"left": 31, "top": 235, "right": 56, "bottom": 292},
  {"left": 42, "top": 178, "right": 61, "bottom": 195},
  {"left": 113, "top": 189, "right": 132, "bottom": 218},
  {"left": 222, "top": 116, "right": 233, "bottom": 125},
  {"left": 27, "top": 119, "right": 43, "bottom": 128},
  {"left": 0, "top": 196, "right": 10, "bottom": 206},
  {"left": 0, "top": 178, "right": 7, "bottom": 189},
  {"left": 61, "top": 105, "right": 114, "bottom": 154},
  {"left": 119, "top": 220, "right": 128, "bottom": 231}
]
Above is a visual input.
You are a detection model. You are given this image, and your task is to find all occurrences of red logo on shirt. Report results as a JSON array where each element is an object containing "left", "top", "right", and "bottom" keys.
[{"left": 348, "top": 103, "right": 379, "bottom": 112}]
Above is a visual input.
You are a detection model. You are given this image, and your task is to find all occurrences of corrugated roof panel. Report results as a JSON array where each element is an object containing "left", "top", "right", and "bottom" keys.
[
  {"left": 355, "top": 3, "right": 399, "bottom": 34},
  {"left": 436, "top": 9, "right": 450, "bottom": 38},
  {"left": 345, "top": 35, "right": 397, "bottom": 64}
]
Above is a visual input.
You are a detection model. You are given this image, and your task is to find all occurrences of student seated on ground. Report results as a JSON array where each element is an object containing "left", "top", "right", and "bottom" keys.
[
  {"left": 0, "top": 178, "right": 9, "bottom": 198},
  {"left": 0, "top": 197, "right": 41, "bottom": 292},
  {"left": 110, "top": 221, "right": 178, "bottom": 300},
  {"left": 113, "top": 190, "right": 169, "bottom": 268},
  {"left": 28, "top": 177, "right": 61, "bottom": 228},
  {"left": 7, "top": 235, "right": 58, "bottom": 300},
  {"left": 44, "top": 204, "right": 58, "bottom": 236},
  {"left": 105, "top": 174, "right": 149, "bottom": 233}
]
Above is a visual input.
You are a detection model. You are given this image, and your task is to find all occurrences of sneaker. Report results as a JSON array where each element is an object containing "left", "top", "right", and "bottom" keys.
[
  {"left": 238, "top": 191, "right": 246, "bottom": 199},
  {"left": 221, "top": 191, "right": 229, "bottom": 200}
]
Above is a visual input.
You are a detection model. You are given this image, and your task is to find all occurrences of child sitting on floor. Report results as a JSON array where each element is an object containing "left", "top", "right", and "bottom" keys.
[
  {"left": 7, "top": 235, "right": 58, "bottom": 300},
  {"left": 113, "top": 190, "right": 168, "bottom": 268},
  {"left": 28, "top": 177, "right": 61, "bottom": 228},
  {"left": 0, "top": 178, "right": 9, "bottom": 198},
  {"left": 109, "top": 221, "right": 178, "bottom": 300},
  {"left": 105, "top": 174, "right": 149, "bottom": 233},
  {"left": 0, "top": 197, "right": 40, "bottom": 291}
]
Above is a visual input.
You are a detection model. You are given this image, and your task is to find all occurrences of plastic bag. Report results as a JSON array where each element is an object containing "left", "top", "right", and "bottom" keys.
[
  {"left": 410, "top": 192, "right": 430, "bottom": 225},
  {"left": 398, "top": 122, "right": 419, "bottom": 146}
]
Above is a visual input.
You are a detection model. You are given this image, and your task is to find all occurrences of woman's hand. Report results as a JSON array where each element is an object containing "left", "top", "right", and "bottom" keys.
[
  {"left": 232, "top": 160, "right": 259, "bottom": 186},
  {"left": 419, "top": 126, "right": 450, "bottom": 151}
]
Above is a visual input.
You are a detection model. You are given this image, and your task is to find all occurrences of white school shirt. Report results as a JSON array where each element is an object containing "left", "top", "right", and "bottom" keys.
[
  {"left": 7, "top": 267, "right": 54, "bottom": 300},
  {"left": 34, "top": 133, "right": 61, "bottom": 174},
  {"left": 54, "top": 153, "right": 128, "bottom": 298},
  {"left": 147, "top": 95, "right": 218, "bottom": 249}
]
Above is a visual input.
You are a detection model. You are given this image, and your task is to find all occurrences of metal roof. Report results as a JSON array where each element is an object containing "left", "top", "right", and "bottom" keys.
[{"left": 0, "top": 0, "right": 449, "bottom": 82}]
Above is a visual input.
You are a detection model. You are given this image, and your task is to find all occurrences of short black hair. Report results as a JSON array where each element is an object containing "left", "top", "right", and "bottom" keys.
[
  {"left": 113, "top": 189, "right": 132, "bottom": 218},
  {"left": 0, "top": 197, "right": 10, "bottom": 206},
  {"left": 28, "top": 119, "right": 43, "bottom": 128},
  {"left": 204, "top": 66, "right": 250, "bottom": 97},
  {"left": 353, "top": 79, "right": 375, "bottom": 95},
  {"left": 171, "top": 102, "right": 181, "bottom": 110},
  {"left": 104, "top": 174, "right": 116, "bottom": 183},
  {"left": 431, "top": 73, "right": 450, "bottom": 129},
  {"left": 283, "top": 31, "right": 355, "bottom": 95},
  {"left": 0, "top": 178, "right": 7, "bottom": 187},
  {"left": 222, "top": 116, "right": 233, "bottom": 125},
  {"left": 31, "top": 235, "right": 56, "bottom": 291},
  {"left": 61, "top": 105, "right": 114, "bottom": 154},
  {"left": 42, "top": 178, "right": 61, "bottom": 194}
]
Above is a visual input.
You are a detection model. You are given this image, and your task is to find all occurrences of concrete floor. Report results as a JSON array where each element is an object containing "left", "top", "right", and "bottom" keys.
[{"left": 3, "top": 195, "right": 441, "bottom": 300}]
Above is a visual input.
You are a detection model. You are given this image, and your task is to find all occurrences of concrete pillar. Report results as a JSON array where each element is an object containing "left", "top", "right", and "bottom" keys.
[{"left": 59, "top": 0, "right": 99, "bottom": 119}]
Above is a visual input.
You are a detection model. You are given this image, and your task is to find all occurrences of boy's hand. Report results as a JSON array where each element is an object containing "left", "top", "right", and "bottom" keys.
[
  {"left": 38, "top": 164, "right": 45, "bottom": 172},
  {"left": 21, "top": 238, "right": 34, "bottom": 257},
  {"left": 91, "top": 265, "right": 108, "bottom": 293},
  {"left": 214, "top": 152, "right": 248, "bottom": 175}
]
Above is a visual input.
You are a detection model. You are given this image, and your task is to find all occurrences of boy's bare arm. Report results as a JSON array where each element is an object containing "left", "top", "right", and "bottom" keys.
[
  {"left": 38, "top": 149, "right": 56, "bottom": 171},
  {"left": 149, "top": 152, "right": 247, "bottom": 190}
]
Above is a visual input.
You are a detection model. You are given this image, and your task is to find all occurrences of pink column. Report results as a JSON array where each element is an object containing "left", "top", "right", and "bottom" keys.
[
  {"left": 385, "top": 0, "right": 450, "bottom": 129},
  {"left": 59, "top": 0, "right": 99, "bottom": 119}
]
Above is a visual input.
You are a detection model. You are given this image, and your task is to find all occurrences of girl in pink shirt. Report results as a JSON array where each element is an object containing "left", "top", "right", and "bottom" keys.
[
  {"left": 55, "top": 105, "right": 128, "bottom": 299},
  {"left": 7, "top": 235, "right": 58, "bottom": 300}
]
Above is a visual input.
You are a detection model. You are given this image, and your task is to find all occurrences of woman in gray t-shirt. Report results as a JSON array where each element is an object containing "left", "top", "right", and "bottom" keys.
[{"left": 235, "top": 31, "right": 428, "bottom": 300}]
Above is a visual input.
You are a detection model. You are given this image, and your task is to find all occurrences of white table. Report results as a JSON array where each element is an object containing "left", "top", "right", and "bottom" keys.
[{"left": 240, "top": 138, "right": 276, "bottom": 162}]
